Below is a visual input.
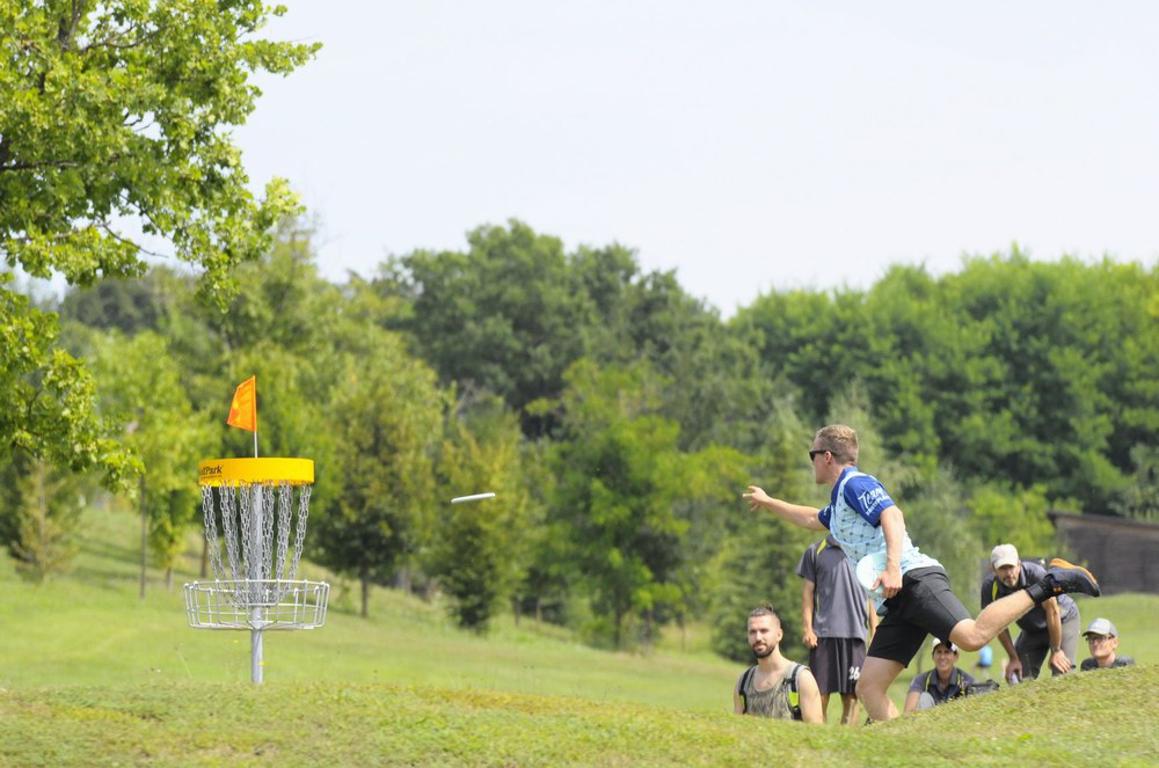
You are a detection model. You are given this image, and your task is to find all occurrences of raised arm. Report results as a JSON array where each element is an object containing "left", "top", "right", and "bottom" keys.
[{"left": 743, "top": 486, "right": 825, "bottom": 531}]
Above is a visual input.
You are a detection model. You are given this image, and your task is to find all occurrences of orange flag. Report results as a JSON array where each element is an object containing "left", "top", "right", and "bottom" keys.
[{"left": 226, "top": 376, "right": 258, "bottom": 432}]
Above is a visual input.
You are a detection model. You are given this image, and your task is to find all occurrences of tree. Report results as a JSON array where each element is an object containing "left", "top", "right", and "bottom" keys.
[
  {"left": 0, "top": 278, "right": 133, "bottom": 485},
  {"left": 735, "top": 253, "right": 1159, "bottom": 512},
  {"left": 58, "top": 274, "right": 166, "bottom": 335},
  {"left": 311, "top": 330, "right": 446, "bottom": 617},
  {"left": 706, "top": 398, "right": 817, "bottom": 662},
  {"left": 964, "top": 483, "right": 1059, "bottom": 558},
  {"left": 7, "top": 454, "right": 83, "bottom": 581},
  {"left": 430, "top": 395, "right": 533, "bottom": 632},
  {"left": 1112, "top": 444, "right": 1159, "bottom": 522},
  {"left": 87, "top": 330, "right": 214, "bottom": 592},
  {"left": 1, "top": 1, "right": 316, "bottom": 484},
  {"left": 376, "top": 220, "right": 596, "bottom": 437},
  {"left": 551, "top": 359, "right": 725, "bottom": 648}
]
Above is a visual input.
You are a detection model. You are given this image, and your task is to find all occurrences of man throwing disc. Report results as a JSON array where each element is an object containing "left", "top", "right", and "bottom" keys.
[{"left": 743, "top": 424, "right": 1101, "bottom": 722}]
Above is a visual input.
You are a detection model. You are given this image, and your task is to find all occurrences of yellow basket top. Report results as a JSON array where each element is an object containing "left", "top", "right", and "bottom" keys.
[{"left": 198, "top": 458, "right": 314, "bottom": 486}]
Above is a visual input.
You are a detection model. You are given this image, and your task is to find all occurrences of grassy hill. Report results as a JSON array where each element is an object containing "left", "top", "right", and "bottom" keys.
[{"left": 1, "top": 501, "right": 1156, "bottom": 766}]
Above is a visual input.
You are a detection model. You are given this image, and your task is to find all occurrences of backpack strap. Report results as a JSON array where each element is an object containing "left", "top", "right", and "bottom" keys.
[
  {"left": 926, "top": 668, "right": 965, "bottom": 700},
  {"left": 741, "top": 664, "right": 805, "bottom": 720},
  {"left": 738, "top": 665, "right": 757, "bottom": 714},
  {"left": 788, "top": 663, "right": 804, "bottom": 721}
]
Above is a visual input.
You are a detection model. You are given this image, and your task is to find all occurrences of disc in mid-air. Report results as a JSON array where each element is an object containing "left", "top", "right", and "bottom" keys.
[{"left": 451, "top": 492, "right": 496, "bottom": 504}]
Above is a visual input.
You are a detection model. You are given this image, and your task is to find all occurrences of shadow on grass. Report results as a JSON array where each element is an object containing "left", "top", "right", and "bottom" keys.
[
  {"left": 67, "top": 565, "right": 144, "bottom": 592},
  {"left": 76, "top": 535, "right": 140, "bottom": 565}
]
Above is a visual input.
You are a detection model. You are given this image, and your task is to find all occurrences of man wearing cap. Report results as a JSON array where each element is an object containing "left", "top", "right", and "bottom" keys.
[
  {"left": 743, "top": 424, "right": 1102, "bottom": 722},
  {"left": 981, "top": 543, "right": 1081, "bottom": 682},
  {"left": 903, "top": 639, "right": 976, "bottom": 713},
  {"left": 1080, "top": 618, "right": 1135, "bottom": 670}
]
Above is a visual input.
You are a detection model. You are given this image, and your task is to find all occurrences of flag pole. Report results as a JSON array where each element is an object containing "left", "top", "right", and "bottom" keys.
[
  {"left": 249, "top": 377, "right": 261, "bottom": 682},
  {"left": 253, "top": 376, "right": 259, "bottom": 458}
]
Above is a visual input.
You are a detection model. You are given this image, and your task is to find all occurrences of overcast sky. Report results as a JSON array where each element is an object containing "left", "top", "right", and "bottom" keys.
[{"left": 235, "top": 2, "right": 1159, "bottom": 317}]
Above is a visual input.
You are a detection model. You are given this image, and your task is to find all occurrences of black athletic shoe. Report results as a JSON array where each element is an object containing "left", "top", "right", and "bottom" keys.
[{"left": 1043, "top": 558, "right": 1101, "bottom": 598}]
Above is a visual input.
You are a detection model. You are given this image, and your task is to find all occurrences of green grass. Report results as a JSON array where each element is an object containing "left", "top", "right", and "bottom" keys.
[
  {"left": 3, "top": 668, "right": 1157, "bottom": 767},
  {"left": 1, "top": 503, "right": 1156, "bottom": 766}
]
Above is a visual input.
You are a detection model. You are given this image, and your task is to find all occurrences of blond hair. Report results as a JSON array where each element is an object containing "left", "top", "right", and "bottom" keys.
[{"left": 814, "top": 424, "right": 859, "bottom": 464}]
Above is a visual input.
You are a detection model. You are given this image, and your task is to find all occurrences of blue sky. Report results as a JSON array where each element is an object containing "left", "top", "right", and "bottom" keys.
[{"left": 235, "top": 2, "right": 1159, "bottom": 316}]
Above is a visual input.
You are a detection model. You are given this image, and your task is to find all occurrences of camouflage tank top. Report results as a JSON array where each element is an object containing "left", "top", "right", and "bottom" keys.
[{"left": 739, "top": 663, "right": 801, "bottom": 720}]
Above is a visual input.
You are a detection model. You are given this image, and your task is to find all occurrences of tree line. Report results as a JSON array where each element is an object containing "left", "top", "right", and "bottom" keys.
[
  {"left": 3, "top": 1, "right": 1157, "bottom": 664},
  {"left": 3, "top": 218, "right": 1157, "bottom": 663}
]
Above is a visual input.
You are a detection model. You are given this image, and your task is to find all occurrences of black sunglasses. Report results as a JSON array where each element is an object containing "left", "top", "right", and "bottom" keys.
[{"left": 809, "top": 449, "right": 830, "bottom": 461}]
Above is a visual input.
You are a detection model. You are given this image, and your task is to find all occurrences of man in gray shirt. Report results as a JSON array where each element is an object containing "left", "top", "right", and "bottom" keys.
[
  {"left": 982, "top": 544, "right": 1081, "bottom": 681},
  {"left": 796, "top": 534, "right": 878, "bottom": 724}
]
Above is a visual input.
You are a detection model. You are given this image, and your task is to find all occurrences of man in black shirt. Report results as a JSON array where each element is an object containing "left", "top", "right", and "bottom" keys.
[{"left": 1080, "top": 617, "right": 1135, "bottom": 670}]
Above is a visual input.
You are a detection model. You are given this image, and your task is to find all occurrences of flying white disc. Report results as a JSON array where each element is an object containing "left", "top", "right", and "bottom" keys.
[
  {"left": 856, "top": 551, "right": 887, "bottom": 598},
  {"left": 451, "top": 492, "right": 496, "bottom": 504}
]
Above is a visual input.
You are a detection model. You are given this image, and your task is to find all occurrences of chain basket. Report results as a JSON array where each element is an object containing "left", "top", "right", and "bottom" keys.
[
  {"left": 184, "top": 458, "right": 329, "bottom": 682},
  {"left": 186, "top": 478, "right": 328, "bottom": 629}
]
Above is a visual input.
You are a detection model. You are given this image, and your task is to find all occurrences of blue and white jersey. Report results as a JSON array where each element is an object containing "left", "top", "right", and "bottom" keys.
[{"left": 818, "top": 467, "right": 940, "bottom": 612}]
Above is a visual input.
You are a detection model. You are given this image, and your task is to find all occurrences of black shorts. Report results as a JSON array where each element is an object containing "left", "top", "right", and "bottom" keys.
[
  {"left": 809, "top": 637, "right": 867, "bottom": 695},
  {"left": 867, "top": 567, "right": 971, "bottom": 666}
]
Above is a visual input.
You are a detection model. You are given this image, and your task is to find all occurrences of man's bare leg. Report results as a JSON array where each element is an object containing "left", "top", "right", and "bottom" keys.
[
  {"left": 949, "top": 590, "right": 1035, "bottom": 650},
  {"left": 951, "top": 558, "right": 1100, "bottom": 650},
  {"left": 840, "top": 692, "right": 859, "bottom": 725},
  {"left": 856, "top": 657, "right": 903, "bottom": 721},
  {"left": 819, "top": 693, "right": 830, "bottom": 723}
]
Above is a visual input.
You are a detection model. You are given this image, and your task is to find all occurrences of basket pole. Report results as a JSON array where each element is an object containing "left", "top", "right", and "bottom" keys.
[
  {"left": 250, "top": 473, "right": 264, "bottom": 683},
  {"left": 252, "top": 629, "right": 264, "bottom": 683}
]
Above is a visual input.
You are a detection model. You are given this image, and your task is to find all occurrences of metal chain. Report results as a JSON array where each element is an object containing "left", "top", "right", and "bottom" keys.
[
  {"left": 219, "top": 484, "right": 242, "bottom": 582},
  {"left": 238, "top": 483, "right": 257, "bottom": 579},
  {"left": 274, "top": 482, "right": 291, "bottom": 582},
  {"left": 201, "top": 485, "right": 226, "bottom": 582},
  {"left": 260, "top": 484, "right": 276, "bottom": 581},
  {"left": 290, "top": 484, "right": 312, "bottom": 582}
]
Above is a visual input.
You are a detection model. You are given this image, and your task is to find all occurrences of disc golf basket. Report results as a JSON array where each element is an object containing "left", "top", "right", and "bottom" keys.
[{"left": 184, "top": 458, "right": 329, "bottom": 683}]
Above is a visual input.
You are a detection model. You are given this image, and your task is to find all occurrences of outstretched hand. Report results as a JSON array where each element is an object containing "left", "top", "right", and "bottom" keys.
[{"left": 743, "top": 485, "right": 772, "bottom": 510}]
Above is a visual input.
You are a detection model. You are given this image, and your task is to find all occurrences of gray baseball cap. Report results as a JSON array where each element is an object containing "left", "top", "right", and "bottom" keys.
[{"left": 1083, "top": 617, "right": 1118, "bottom": 638}]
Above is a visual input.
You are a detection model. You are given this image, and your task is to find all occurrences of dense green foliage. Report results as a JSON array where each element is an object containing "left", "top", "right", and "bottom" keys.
[
  {"left": 7, "top": 215, "right": 1159, "bottom": 654},
  {"left": 737, "top": 253, "right": 1159, "bottom": 511},
  {"left": 0, "top": 0, "right": 315, "bottom": 487}
]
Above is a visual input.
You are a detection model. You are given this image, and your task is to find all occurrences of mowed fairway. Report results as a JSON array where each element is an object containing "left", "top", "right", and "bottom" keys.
[{"left": 1, "top": 504, "right": 1156, "bottom": 766}]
